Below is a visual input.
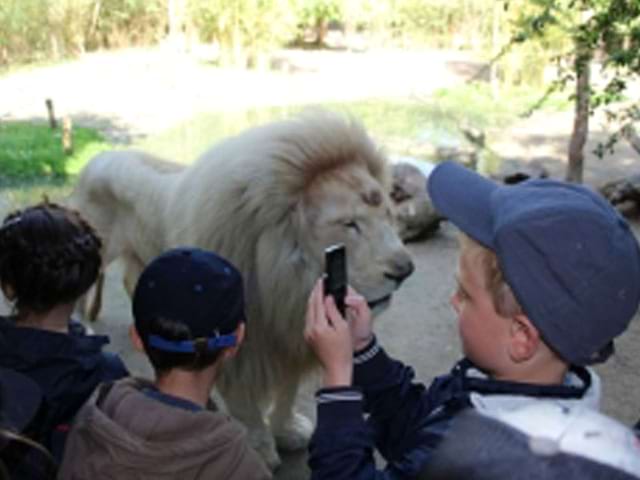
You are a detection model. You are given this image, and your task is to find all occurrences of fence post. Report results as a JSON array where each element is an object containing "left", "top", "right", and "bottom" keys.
[
  {"left": 62, "top": 116, "right": 73, "bottom": 155},
  {"left": 45, "top": 99, "right": 57, "bottom": 129}
]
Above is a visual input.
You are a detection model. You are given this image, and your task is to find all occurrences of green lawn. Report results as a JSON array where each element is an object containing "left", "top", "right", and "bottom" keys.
[{"left": 0, "top": 121, "right": 111, "bottom": 180}]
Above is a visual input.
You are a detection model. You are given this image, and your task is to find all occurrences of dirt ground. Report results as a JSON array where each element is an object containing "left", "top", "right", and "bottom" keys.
[{"left": 2, "top": 46, "right": 639, "bottom": 478}]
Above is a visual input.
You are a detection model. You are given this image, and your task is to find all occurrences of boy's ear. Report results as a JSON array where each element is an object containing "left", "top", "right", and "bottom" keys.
[
  {"left": 1, "top": 282, "right": 15, "bottom": 301},
  {"left": 508, "top": 314, "right": 540, "bottom": 362},
  {"left": 129, "top": 325, "right": 146, "bottom": 353},
  {"left": 222, "top": 322, "right": 245, "bottom": 360}
]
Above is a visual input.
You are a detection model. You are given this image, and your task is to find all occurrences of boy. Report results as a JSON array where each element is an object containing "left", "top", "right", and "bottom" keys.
[
  {"left": 0, "top": 202, "right": 128, "bottom": 462},
  {"left": 304, "top": 161, "right": 640, "bottom": 479},
  {"left": 59, "top": 247, "right": 271, "bottom": 479}
]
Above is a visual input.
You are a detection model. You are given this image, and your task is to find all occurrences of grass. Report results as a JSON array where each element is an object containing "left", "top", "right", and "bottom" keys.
[
  {"left": 0, "top": 121, "right": 112, "bottom": 180},
  {"left": 0, "top": 121, "right": 112, "bottom": 213}
]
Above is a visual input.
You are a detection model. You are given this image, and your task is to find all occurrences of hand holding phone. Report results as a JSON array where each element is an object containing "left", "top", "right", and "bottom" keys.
[{"left": 324, "top": 244, "right": 347, "bottom": 317}]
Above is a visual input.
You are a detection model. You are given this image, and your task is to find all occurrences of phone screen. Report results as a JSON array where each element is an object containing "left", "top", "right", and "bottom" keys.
[{"left": 324, "top": 244, "right": 347, "bottom": 316}]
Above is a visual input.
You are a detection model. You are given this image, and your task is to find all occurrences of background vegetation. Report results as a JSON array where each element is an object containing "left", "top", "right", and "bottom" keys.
[
  {"left": 0, "top": 0, "right": 570, "bottom": 87},
  {"left": 1, "top": 0, "right": 638, "bottom": 187}
]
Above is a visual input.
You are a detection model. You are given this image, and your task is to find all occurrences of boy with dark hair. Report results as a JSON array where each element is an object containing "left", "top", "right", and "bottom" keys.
[
  {"left": 304, "top": 160, "right": 640, "bottom": 479},
  {"left": 0, "top": 201, "right": 128, "bottom": 462},
  {"left": 59, "top": 247, "right": 271, "bottom": 479}
]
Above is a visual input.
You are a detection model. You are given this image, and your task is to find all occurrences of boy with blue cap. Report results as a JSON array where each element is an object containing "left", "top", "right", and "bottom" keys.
[
  {"left": 59, "top": 247, "right": 271, "bottom": 479},
  {"left": 304, "top": 161, "right": 640, "bottom": 479}
]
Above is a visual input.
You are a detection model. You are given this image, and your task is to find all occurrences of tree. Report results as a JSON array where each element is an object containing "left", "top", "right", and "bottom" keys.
[{"left": 513, "top": 0, "right": 640, "bottom": 182}]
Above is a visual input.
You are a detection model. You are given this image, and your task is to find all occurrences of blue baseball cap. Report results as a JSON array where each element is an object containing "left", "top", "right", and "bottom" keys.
[
  {"left": 427, "top": 161, "right": 640, "bottom": 365},
  {"left": 132, "top": 247, "right": 245, "bottom": 354}
]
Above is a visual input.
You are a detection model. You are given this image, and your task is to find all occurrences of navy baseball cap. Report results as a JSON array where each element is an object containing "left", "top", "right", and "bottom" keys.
[
  {"left": 427, "top": 161, "right": 640, "bottom": 365},
  {"left": 133, "top": 247, "right": 245, "bottom": 354}
]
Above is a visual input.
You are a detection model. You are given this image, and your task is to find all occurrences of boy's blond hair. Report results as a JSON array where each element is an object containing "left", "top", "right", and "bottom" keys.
[{"left": 458, "top": 233, "right": 523, "bottom": 318}]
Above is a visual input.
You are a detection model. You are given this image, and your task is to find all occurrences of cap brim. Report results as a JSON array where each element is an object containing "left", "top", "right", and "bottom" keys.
[{"left": 427, "top": 161, "right": 497, "bottom": 248}]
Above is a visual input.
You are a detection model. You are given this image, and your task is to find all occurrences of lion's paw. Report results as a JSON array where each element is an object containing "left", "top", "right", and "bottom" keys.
[
  {"left": 248, "top": 428, "right": 281, "bottom": 471},
  {"left": 272, "top": 412, "right": 313, "bottom": 451}
]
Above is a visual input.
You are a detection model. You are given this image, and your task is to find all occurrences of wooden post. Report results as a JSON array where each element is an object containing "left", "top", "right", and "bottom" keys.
[
  {"left": 62, "top": 116, "right": 73, "bottom": 155},
  {"left": 45, "top": 99, "right": 57, "bottom": 129}
]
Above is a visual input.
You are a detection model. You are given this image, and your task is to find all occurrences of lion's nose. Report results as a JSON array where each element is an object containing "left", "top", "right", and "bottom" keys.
[{"left": 384, "top": 255, "right": 414, "bottom": 286}]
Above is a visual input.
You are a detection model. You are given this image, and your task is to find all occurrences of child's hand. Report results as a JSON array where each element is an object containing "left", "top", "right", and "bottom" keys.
[
  {"left": 304, "top": 279, "right": 353, "bottom": 387},
  {"left": 345, "top": 286, "right": 374, "bottom": 351}
]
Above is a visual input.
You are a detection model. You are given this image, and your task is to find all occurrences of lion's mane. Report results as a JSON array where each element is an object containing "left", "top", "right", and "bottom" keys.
[{"left": 165, "top": 111, "right": 390, "bottom": 397}]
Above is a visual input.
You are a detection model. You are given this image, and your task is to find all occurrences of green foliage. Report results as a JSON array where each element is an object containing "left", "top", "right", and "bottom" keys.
[
  {"left": 188, "top": 0, "right": 298, "bottom": 67},
  {"left": 297, "top": 0, "right": 343, "bottom": 26},
  {"left": 0, "top": 0, "right": 51, "bottom": 63},
  {"left": 389, "top": 0, "right": 491, "bottom": 49},
  {"left": 0, "top": 121, "right": 111, "bottom": 182},
  {"left": 0, "top": 0, "right": 166, "bottom": 65},
  {"left": 510, "top": 0, "right": 640, "bottom": 158},
  {"left": 90, "top": 0, "right": 166, "bottom": 49}
]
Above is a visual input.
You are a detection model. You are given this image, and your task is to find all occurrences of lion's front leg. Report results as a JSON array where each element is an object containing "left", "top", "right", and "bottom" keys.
[
  {"left": 122, "top": 252, "right": 146, "bottom": 298},
  {"left": 270, "top": 374, "right": 313, "bottom": 452},
  {"left": 222, "top": 384, "right": 282, "bottom": 471}
]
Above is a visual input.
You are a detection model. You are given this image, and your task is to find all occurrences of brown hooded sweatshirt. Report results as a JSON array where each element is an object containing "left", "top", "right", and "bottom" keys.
[{"left": 58, "top": 377, "right": 271, "bottom": 480}]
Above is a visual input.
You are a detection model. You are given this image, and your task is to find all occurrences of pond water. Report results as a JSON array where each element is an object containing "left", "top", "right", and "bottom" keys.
[{"left": 1, "top": 85, "right": 539, "bottom": 213}]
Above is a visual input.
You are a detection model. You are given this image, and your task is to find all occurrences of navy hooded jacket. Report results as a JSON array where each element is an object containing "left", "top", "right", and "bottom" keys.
[
  {"left": 0, "top": 316, "right": 128, "bottom": 461},
  {"left": 308, "top": 337, "right": 598, "bottom": 480}
]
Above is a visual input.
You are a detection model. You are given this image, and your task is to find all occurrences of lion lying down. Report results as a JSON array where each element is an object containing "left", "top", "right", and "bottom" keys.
[{"left": 70, "top": 111, "right": 414, "bottom": 469}]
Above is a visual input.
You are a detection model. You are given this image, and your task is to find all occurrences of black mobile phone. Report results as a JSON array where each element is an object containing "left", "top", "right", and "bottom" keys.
[{"left": 324, "top": 244, "right": 347, "bottom": 317}]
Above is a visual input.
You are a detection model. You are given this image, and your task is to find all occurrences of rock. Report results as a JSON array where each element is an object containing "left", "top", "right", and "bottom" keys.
[
  {"left": 391, "top": 161, "right": 443, "bottom": 242},
  {"left": 599, "top": 174, "right": 640, "bottom": 217},
  {"left": 496, "top": 159, "right": 550, "bottom": 185}
]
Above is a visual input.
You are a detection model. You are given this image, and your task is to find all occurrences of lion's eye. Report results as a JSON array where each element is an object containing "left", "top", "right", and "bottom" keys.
[{"left": 344, "top": 220, "right": 361, "bottom": 233}]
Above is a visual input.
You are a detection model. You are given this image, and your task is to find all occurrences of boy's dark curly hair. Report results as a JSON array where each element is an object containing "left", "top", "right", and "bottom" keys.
[
  {"left": 0, "top": 202, "right": 102, "bottom": 315},
  {"left": 141, "top": 316, "right": 225, "bottom": 376}
]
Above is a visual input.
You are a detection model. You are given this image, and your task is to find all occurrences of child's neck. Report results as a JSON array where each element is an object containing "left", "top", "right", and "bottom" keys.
[
  {"left": 493, "top": 361, "right": 568, "bottom": 385},
  {"left": 155, "top": 366, "right": 218, "bottom": 408},
  {"left": 16, "top": 303, "right": 75, "bottom": 333}
]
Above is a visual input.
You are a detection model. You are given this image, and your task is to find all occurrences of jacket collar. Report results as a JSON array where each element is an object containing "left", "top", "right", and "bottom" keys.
[{"left": 452, "top": 359, "right": 601, "bottom": 413}]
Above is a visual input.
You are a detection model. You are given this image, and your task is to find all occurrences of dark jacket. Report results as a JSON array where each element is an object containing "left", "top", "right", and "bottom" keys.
[
  {"left": 308, "top": 337, "right": 599, "bottom": 480},
  {"left": 0, "top": 316, "right": 129, "bottom": 462},
  {"left": 58, "top": 377, "right": 272, "bottom": 480}
]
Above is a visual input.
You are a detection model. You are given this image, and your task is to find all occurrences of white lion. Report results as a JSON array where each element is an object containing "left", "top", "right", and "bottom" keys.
[{"left": 70, "top": 111, "right": 414, "bottom": 469}]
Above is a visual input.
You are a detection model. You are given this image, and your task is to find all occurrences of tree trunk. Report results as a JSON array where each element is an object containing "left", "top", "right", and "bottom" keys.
[
  {"left": 566, "top": 47, "right": 592, "bottom": 183},
  {"left": 315, "top": 18, "right": 328, "bottom": 47},
  {"left": 490, "top": 0, "right": 501, "bottom": 99}
]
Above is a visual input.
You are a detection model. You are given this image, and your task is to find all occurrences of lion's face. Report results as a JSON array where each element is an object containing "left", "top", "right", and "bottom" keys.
[{"left": 301, "top": 163, "right": 414, "bottom": 313}]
